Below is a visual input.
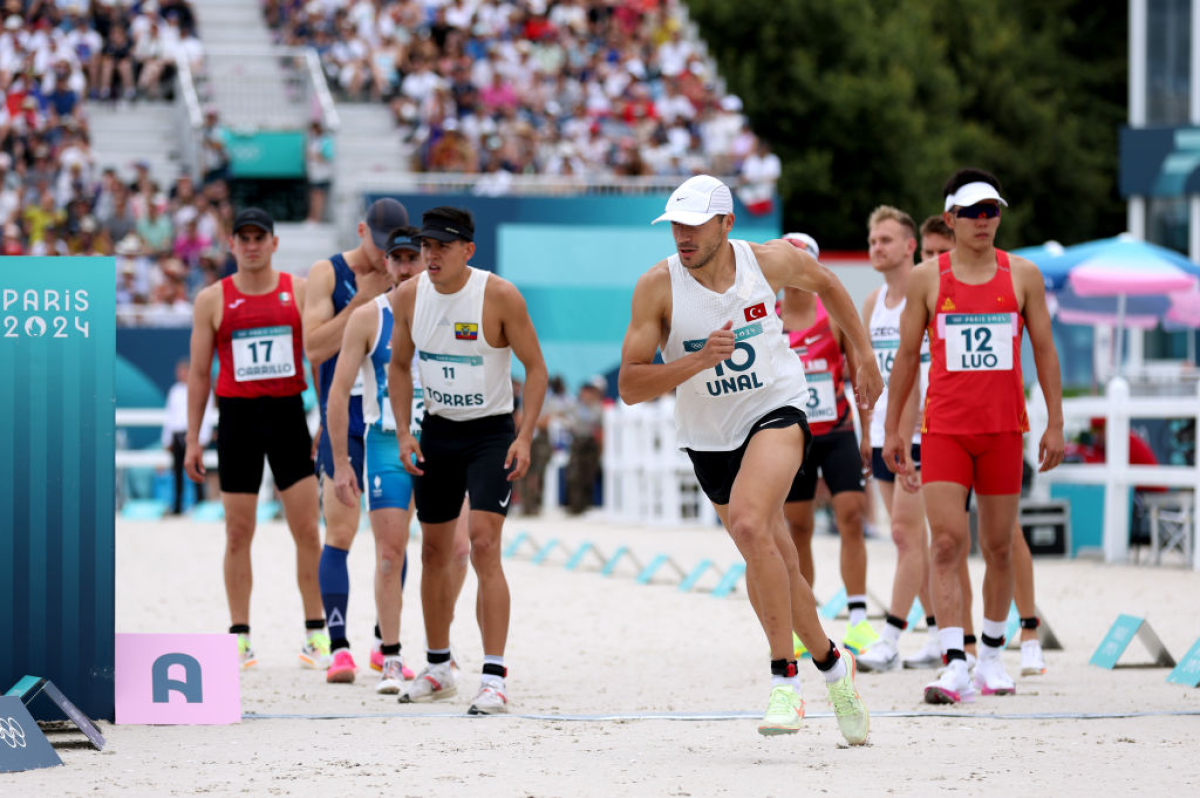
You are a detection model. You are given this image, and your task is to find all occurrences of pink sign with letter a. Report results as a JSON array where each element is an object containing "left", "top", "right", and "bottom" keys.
[{"left": 115, "top": 633, "right": 241, "bottom": 725}]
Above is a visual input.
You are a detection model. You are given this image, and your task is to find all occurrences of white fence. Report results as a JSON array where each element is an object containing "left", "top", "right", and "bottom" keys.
[
  {"left": 602, "top": 398, "right": 718, "bottom": 527},
  {"left": 1027, "top": 377, "right": 1200, "bottom": 570}
]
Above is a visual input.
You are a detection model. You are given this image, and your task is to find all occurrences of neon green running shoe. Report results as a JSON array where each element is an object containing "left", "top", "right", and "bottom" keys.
[
  {"left": 237, "top": 634, "right": 257, "bottom": 670},
  {"left": 757, "top": 685, "right": 804, "bottom": 736},
  {"left": 827, "top": 651, "right": 870, "bottom": 745},
  {"left": 792, "top": 631, "right": 809, "bottom": 660},
  {"left": 299, "top": 630, "right": 332, "bottom": 669},
  {"left": 842, "top": 620, "right": 880, "bottom": 654}
]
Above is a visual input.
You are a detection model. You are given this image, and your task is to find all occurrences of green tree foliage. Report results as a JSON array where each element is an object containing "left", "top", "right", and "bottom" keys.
[{"left": 686, "top": 0, "right": 1127, "bottom": 250}]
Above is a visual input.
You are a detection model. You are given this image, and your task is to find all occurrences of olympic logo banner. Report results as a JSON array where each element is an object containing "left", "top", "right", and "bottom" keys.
[
  {"left": 0, "top": 258, "right": 116, "bottom": 722},
  {"left": 0, "top": 696, "right": 60, "bottom": 772}
]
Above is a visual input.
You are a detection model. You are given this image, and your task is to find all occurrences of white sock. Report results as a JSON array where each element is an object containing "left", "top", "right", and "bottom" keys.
[
  {"left": 771, "top": 674, "right": 801, "bottom": 689},
  {"left": 881, "top": 621, "right": 903, "bottom": 646},
  {"left": 820, "top": 653, "right": 849, "bottom": 683},
  {"left": 938, "top": 626, "right": 965, "bottom": 654},
  {"left": 847, "top": 595, "right": 868, "bottom": 626},
  {"left": 482, "top": 654, "right": 506, "bottom": 688},
  {"left": 980, "top": 617, "right": 1007, "bottom": 659}
]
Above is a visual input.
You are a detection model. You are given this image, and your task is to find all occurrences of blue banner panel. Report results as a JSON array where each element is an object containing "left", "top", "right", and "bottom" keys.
[
  {"left": 1119, "top": 126, "right": 1200, "bottom": 197},
  {"left": 0, "top": 258, "right": 116, "bottom": 721}
]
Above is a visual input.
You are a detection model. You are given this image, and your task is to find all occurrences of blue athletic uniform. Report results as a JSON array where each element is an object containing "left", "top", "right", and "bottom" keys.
[
  {"left": 362, "top": 295, "right": 423, "bottom": 511},
  {"left": 316, "top": 253, "right": 366, "bottom": 487}
]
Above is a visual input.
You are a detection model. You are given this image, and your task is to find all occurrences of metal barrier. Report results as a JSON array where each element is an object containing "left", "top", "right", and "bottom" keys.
[
  {"left": 114, "top": 409, "right": 216, "bottom": 471},
  {"left": 353, "top": 173, "right": 738, "bottom": 197}
]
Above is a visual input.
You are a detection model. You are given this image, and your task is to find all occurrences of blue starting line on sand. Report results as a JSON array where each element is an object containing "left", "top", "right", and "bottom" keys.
[
  {"left": 501, "top": 530, "right": 750, "bottom": 599},
  {"left": 243, "top": 709, "right": 1200, "bottom": 722}
]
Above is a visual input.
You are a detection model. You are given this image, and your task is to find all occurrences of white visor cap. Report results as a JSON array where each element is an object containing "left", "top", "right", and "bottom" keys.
[
  {"left": 653, "top": 174, "right": 734, "bottom": 226},
  {"left": 944, "top": 181, "right": 1008, "bottom": 212}
]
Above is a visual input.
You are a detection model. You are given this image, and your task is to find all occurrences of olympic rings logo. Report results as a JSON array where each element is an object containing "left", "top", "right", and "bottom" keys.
[{"left": 0, "top": 716, "right": 27, "bottom": 748}]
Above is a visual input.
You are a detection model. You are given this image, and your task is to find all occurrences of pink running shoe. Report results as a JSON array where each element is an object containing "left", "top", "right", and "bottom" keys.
[{"left": 326, "top": 648, "right": 357, "bottom": 684}]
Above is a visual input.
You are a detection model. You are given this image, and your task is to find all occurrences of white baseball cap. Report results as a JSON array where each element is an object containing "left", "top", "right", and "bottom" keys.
[
  {"left": 944, "top": 181, "right": 1008, "bottom": 212},
  {"left": 652, "top": 175, "right": 734, "bottom": 226},
  {"left": 783, "top": 232, "right": 820, "bottom": 259}
]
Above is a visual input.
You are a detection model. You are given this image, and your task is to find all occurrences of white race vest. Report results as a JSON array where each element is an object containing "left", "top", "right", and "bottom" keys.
[
  {"left": 661, "top": 239, "right": 807, "bottom": 451},
  {"left": 869, "top": 291, "right": 929, "bottom": 445},
  {"left": 410, "top": 267, "right": 513, "bottom": 421}
]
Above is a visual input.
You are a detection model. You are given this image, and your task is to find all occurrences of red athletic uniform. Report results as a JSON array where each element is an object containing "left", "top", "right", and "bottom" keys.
[
  {"left": 921, "top": 250, "right": 1027, "bottom": 494},
  {"left": 215, "top": 272, "right": 307, "bottom": 398},
  {"left": 787, "top": 298, "right": 852, "bottom": 436}
]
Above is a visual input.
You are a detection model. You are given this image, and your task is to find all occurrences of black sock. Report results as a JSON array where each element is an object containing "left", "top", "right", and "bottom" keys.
[
  {"left": 380, "top": 643, "right": 400, "bottom": 657},
  {"left": 229, "top": 624, "right": 250, "bottom": 635},
  {"left": 305, "top": 619, "right": 325, "bottom": 631},
  {"left": 331, "top": 637, "right": 350, "bottom": 652},
  {"left": 812, "top": 640, "right": 841, "bottom": 672}
]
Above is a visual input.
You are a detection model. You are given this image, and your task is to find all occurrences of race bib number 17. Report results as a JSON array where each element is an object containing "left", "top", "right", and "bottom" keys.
[{"left": 232, "top": 326, "right": 296, "bottom": 381}]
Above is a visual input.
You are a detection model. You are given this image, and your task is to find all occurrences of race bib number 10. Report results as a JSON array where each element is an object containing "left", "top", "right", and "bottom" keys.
[
  {"left": 232, "top": 326, "right": 296, "bottom": 381},
  {"left": 943, "top": 314, "right": 1013, "bottom": 372}
]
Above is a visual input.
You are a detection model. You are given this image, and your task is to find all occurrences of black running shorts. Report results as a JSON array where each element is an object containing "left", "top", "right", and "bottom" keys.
[
  {"left": 414, "top": 412, "right": 515, "bottom": 524},
  {"left": 786, "top": 430, "right": 866, "bottom": 503},
  {"left": 871, "top": 444, "right": 922, "bottom": 484},
  {"left": 686, "top": 406, "right": 812, "bottom": 506},
  {"left": 216, "top": 394, "right": 315, "bottom": 494}
]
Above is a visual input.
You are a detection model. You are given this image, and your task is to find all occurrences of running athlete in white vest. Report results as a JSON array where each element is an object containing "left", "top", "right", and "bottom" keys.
[
  {"left": 618, "top": 175, "right": 881, "bottom": 744},
  {"left": 388, "top": 206, "right": 548, "bottom": 716}
]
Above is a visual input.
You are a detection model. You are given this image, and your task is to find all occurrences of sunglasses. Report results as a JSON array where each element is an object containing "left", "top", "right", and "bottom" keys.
[{"left": 955, "top": 203, "right": 1001, "bottom": 219}]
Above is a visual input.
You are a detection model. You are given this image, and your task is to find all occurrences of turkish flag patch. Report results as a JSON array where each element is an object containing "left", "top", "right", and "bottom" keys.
[{"left": 744, "top": 302, "right": 767, "bottom": 322}]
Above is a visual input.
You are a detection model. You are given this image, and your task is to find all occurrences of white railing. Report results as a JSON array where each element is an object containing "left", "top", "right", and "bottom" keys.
[
  {"left": 602, "top": 397, "right": 718, "bottom": 527},
  {"left": 203, "top": 45, "right": 336, "bottom": 130},
  {"left": 353, "top": 173, "right": 740, "bottom": 197},
  {"left": 115, "top": 408, "right": 217, "bottom": 470},
  {"left": 1027, "top": 377, "right": 1200, "bottom": 569},
  {"left": 173, "top": 54, "right": 204, "bottom": 181}
]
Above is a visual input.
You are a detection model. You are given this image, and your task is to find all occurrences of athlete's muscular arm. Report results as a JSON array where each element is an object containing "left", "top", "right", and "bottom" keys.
[
  {"left": 387, "top": 280, "right": 421, "bottom": 476},
  {"left": 328, "top": 304, "right": 375, "bottom": 507},
  {"left": 1014, "top": 256, "right": 1065, "bottom": 472},
  {"left": 856, "top": 288, "right": 879, "bottom": 469},
  {"left": 618, "top": 264, "right": 733, "bottom": 404},
  {"left": 184, "top": 285, "right": 220, "bottom": 483},
  {"left": 758, "top": 240, "right": 883, "bottom": 409},
  {"left": 495, "top": 279, "right": 548, "bottom": 481},
  {"left": 303, "top": 259, "right": 389, "bottom": 366},
  {"left": 882, "top": 263, "right": 936, "bottom": 477}
]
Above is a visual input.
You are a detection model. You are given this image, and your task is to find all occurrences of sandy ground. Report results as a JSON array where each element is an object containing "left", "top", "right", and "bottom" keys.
[{"left": 6, "top": 510, "right": 1200, "bottom": 797}]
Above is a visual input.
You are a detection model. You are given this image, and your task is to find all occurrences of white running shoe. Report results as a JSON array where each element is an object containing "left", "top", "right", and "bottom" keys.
[
  {"left": 903, "top": 635, "right": 943, "bottom": 670},
  {"left": 375, "top": 658, "right": 404, "bottom": 695},
  {"left": 468, "top": 682, "right": 509, "bottom": 715},
  {"left": 856, "top": 639, "right": 900, "bottom": 673},
  {"left": 973, "top": 656, "right": 1016, "bottom": 696},
  {"left": 399, "top": 662, "right": 457, "bottom": 703},
  {"left": 923, "top": 660, "right": 976, "bottom": 705},
  {"left": 1020, "top": 639, "right": 1046, "bottom": 676}
]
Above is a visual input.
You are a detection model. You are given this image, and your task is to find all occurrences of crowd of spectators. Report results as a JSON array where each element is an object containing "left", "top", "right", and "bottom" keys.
[
  {"left": 264, "top": 0, "right": 775, "bottom": 190},
  {"left": 0, "top": 2, "right": 215, "bottom": 323}
]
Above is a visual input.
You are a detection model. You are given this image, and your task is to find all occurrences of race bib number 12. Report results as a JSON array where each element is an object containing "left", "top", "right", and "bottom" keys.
[{"left": 943, "top": 314, "right": 1013, "bottom": 372}]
